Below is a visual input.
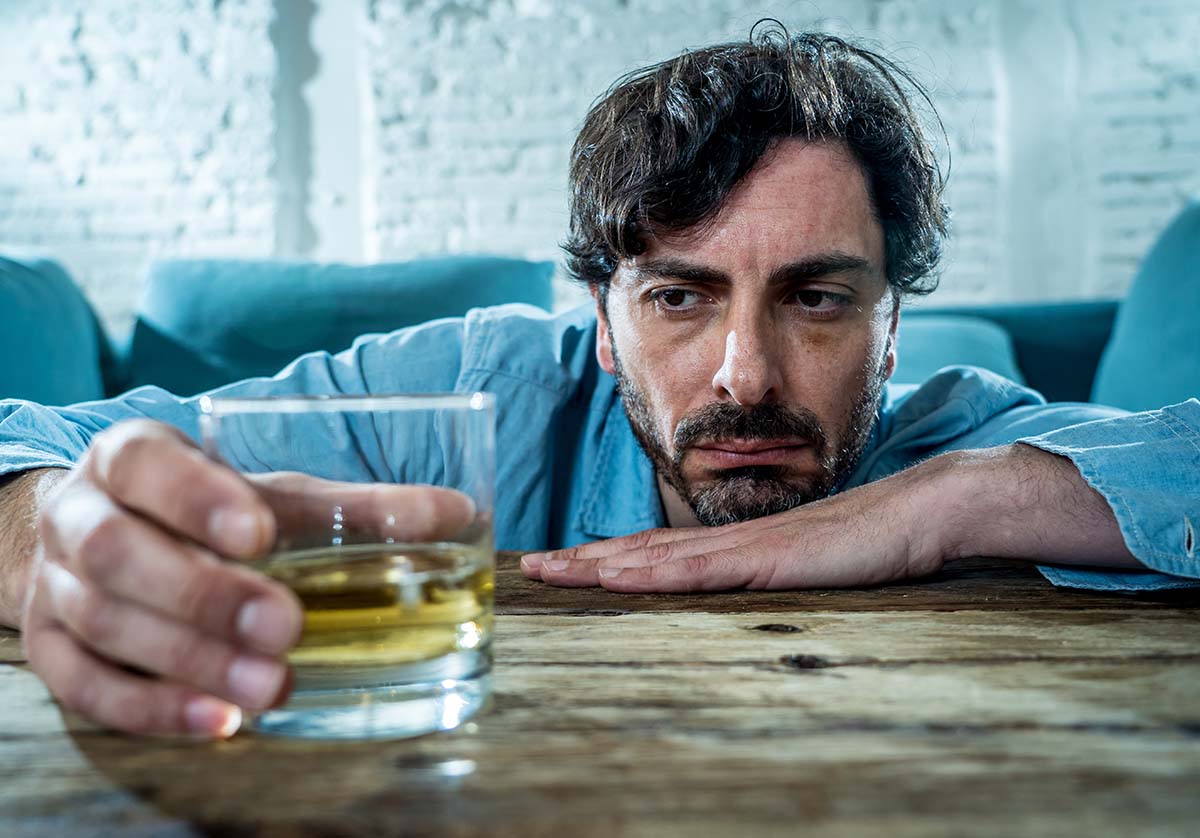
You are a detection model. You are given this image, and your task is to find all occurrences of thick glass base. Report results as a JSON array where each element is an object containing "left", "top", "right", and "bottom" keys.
[{"left": 248, "top": 651, "right": 492, "bottom": 740}]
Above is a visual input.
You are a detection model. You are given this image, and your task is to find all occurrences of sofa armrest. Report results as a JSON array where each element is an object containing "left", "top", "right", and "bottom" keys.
[{"left": 0, "top": 253, "right": 114, "bottom": 405}]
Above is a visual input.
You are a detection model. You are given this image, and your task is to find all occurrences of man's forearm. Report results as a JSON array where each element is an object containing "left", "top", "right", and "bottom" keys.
[
  {"left": 929, "top": 444, "right": 1144, "bottom": 570},
  {"left": 0, "top": 469, "right": 68, "bottom": 628}
]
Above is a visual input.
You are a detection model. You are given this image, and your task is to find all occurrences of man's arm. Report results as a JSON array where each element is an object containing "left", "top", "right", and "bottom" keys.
[
  {"left": 921, "top": 443, "right": 1145, "bottom": 570},
  {"left": 521, "top": 398, "right": 1200, "bottom": 592},
  {"left": 0, "top": 469, "right": 67, "bottom": 627},
  {"left": 519, "top": 440, "right": 1147, "bottom": 592},
  {"left": 0, "top": 317, "right": 470, "bottom": 617}
]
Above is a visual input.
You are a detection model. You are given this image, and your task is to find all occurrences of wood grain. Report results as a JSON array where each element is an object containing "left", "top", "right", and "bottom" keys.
[{"left": 1, "top": 553, "right": 1197, "bottom": 837}]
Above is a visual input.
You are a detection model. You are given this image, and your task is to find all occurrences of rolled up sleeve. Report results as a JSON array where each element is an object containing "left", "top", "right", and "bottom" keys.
[
  {"left": 0, "top": 316, "right": 467, "bottom": 480},
  {"left": 1017, "top": 398, "right": 1200, "bottom": 591}
]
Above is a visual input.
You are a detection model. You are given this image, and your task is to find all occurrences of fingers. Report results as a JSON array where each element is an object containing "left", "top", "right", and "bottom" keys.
[
  {"left": 519, "top": 526, "right": 702, "bottom": 577},
  {"left": 23, "top": 584, "right": 243, "bottom": 738},
  {"left": 85, "top": 420, "right": 275, "bottom": 559},
  {"left": 42, "top": 562, "right": 289, "bottom": 712},
  {"left": 43, "top": 482, "right": 302, "bottom": 656},
  {"left": 251, "top": 472, "right": 478, "bottom": 545},
  {"left": 522, "top": 527, "right": 766, "bottom": 592},
  {"left": 28, "top": 623, "right": 243, "bottom": 738}
]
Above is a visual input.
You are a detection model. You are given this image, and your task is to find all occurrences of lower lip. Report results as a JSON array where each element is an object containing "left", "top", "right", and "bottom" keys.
[{"left": 689, "top": 445, "right": 811, "bottom": 469}]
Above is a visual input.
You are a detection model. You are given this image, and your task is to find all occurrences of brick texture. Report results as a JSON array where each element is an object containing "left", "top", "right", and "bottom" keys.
[
  {"left": 0, "top": 0, "right": 277, "bottom": 333},
  {"left": 0, "top": 0, "right": 1196, "bottom": 335}
]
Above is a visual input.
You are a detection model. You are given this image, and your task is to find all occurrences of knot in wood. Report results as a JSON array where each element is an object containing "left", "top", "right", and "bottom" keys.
[{"left": 779, "top": 654, "right": 833, "bottom": 670}]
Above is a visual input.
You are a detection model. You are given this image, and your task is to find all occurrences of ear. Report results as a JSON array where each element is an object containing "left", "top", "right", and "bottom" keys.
[
  {"left": 883, "top": 295, "right": 900, "bottom": 380},
  {"left": 591, "top": 285, "right": 616, "bottom": 375}
]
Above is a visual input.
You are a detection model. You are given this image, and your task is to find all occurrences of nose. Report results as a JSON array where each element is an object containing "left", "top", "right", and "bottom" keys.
[{"left": 710, "top": 324, "right": 784, "bottom": 406}]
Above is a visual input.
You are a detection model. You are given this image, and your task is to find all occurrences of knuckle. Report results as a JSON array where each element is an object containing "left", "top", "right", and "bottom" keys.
[
  {"left": 173, "top": 561, "right": 235, "bottom": 630},
  {"left": 92, "top": 421, "right": 186, "bottom": 498},
  {"left": 101, "top": 435, "right": 160, "bottom": 498},
  {"left": 57, "top": 664, "right": 102, "bottom": 718},
  {"left": 680, "top": 555, "right": 711, "bottom": 582},
  {"left": 644, "top": 540, "right": 675, "bottom": 563},
  {"left": 165, "top": 630, "right": 230, "bottom": 687},
  {"left": 75, "top": 513, "right": 130, "bottom": 580},
  {"left": 628, "top": 529, "right": 656, "bottom": 550},
  {"left": 71, "top": 589, "right": 121, "bottom": 646}
]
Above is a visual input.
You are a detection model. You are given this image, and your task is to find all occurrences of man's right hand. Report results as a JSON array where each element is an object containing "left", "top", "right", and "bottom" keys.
[
  {"left": 22, "top": 419, "right": 297, "bottom": 738},
  {"left": 19, "top": 418, "right": 478, "bottom": 739}
]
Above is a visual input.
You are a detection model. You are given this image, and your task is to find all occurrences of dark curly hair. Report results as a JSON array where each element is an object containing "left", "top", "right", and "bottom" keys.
[{"left": 563, "top": 24, "right": 948, "bottom": 302}]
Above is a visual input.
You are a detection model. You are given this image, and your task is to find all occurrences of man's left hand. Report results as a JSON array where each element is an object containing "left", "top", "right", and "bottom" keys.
[
  {"left": 519, "top": 444, "right": 1142, "bottom": 592},
  {"left": 520, "top": 454, "right": 948, "bottom": 592}
]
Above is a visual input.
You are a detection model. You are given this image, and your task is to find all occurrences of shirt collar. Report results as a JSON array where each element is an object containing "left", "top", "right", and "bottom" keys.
[{"left": 576, "top": 379, "right": 666, "bottom": 540}]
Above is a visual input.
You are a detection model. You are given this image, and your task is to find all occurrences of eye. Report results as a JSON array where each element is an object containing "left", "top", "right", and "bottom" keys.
[
  {"left": 791, "top": 289, "right": 851, "bottom": 317},
  {"left": 651, "top": 287, "right": 707, "bottom": 311}
]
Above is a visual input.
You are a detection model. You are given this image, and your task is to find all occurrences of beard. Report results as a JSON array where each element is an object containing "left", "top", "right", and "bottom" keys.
[{"left": 611, "top": 346, "right": 886, "bottom": 527}]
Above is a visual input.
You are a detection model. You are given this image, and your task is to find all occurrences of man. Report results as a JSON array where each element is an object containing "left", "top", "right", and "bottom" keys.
[{"left": 0, "top": 30, "right": 1196, "bottom": 739}]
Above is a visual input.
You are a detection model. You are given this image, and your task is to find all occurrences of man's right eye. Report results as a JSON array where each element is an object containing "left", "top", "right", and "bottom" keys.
[{"left": 652, "top": 288, "right": 705, "bottom": 310}]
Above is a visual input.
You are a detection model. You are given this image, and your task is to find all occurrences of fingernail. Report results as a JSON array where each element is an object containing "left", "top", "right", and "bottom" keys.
[
  {"left": 521, "top": 553, "right": 545, "bottom": 571},
  {"left": 185, "top": 695, "right": 242, "bottom": 738},
  {"left": 544, "top": 559, "right": 570, "bottom": 572},
  {"left": 208, "top": 507, "right": 264, "bottom": 557},
  {"left": 598, "top": 567, "right": 624, "bottom": 579},
  {"left": 227, "top": 655, "right": 286, "bottom": 709},
  {"left": 237, "top": 597, "right": 298, "bottom": 654}
]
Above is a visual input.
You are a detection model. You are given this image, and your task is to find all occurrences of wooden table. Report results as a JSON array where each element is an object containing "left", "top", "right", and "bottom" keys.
[{"left": 2, "top": 554, "right": 1198, "bottom": 837}]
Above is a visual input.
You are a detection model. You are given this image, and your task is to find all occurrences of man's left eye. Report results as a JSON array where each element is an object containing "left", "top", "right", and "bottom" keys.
[{"left": 792, "top": 290, "right": 850, "bottom": 313}]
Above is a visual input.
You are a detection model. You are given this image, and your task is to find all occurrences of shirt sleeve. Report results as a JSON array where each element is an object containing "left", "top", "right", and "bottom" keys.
[
  {"left": 1015, "top": 398, "right": 1200, "bottom": 591},
  {"left": 872, "top": 370, "right": 1200, "bottom": 592},
  {"left": 0, "top": 317, "right": 466, "bottom": 479}
]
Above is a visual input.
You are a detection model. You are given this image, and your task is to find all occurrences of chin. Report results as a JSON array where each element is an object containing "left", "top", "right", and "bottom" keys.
[{"left": 686, "top": 472, "right": 829, "bottom": 527}]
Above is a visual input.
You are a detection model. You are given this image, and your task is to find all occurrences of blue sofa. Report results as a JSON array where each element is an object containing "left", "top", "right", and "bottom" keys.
[
  {"left": 0, "top": 255, "right": 555, "bottom": 404},
  {"left": 892, "top": 202, "right": 1199, "bottom": 410},
  {"left": 2, "top": 202, "right": 1197, "bottom": 410}
]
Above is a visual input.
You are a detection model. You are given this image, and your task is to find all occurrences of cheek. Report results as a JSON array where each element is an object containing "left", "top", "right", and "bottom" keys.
[
  {"left": 638, "top": 348, "right": 711, "bottom": 436},
  {"left": 614, "top": 326, "right": 715, "bottom": 442},
  {"left": 780, "top": 325, "right": 889, "bottom": 418}
]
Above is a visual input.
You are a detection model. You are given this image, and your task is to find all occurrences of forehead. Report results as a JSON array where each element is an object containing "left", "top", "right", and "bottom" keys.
[{"left": 632, "top": 139, "right": 884, "bottom": 273}]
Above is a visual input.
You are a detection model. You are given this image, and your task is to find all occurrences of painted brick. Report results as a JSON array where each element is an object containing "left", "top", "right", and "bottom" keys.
[
  {"left": 0, "top": 0, "right": 1196, "bottom": 338},
  {"left": 0, "top": 0, "right": 277, "bottom": 335}
]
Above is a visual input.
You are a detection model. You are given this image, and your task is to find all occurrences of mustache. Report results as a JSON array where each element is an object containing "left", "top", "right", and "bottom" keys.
[{"left": 673, "top": 402, "right": 828, "bottom": 454}]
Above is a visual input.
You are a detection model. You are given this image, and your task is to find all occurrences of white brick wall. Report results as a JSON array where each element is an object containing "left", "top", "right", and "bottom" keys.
[
  {"left": 1, "top": 0, "right": 1197, "bottom": 335},
  {"left": 0, "top": 0, "right": 277, "bottom": 333}
]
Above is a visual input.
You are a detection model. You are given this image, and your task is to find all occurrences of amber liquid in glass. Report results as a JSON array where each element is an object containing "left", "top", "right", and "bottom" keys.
[{"left": 257, "top": 540, "right": 494, "bottom": 690}]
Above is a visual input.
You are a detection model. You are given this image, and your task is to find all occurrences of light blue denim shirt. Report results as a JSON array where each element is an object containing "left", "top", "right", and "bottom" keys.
[{"left": 2, "top": 304, "right": 1198, "bottom": 591}]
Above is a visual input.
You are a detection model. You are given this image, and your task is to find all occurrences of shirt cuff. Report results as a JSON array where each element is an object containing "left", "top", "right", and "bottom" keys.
[
  {"left": 0, "top": 448, "right": 75, "bottom": 479},
  {"left": 1018, "top": 399, "right": 1200, "bottom": 591},
  {"left": 1035, "top": 564, "right": 1200, "bottom": 591}
]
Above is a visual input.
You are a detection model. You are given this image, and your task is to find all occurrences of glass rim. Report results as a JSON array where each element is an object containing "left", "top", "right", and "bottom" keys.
[{"left": 199, "top": 392, "right": 495, "bottom": 417}]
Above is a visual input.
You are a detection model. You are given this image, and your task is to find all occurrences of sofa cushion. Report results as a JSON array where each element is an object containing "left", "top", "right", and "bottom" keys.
[
  {"left": 1092, "top": 202, "right": 1200, "bottom": 411},
  {"left": 125, "top": 256, "right": 556, "bottom": 396},
  {"left": 0, "top": 253, "right": 108, "bottom": 405},
  {"left": 892, "top": 314, "right": 1026, "bottom": 387}
]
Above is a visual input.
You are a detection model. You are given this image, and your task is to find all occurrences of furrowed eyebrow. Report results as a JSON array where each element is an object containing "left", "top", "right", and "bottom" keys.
[
  {"left": 766, "top": 254, "right": 874, "bottom": 287},
  {"left": 631, "top": 253, "right": 874, "bottom": 289},
  {"left": 632, "top": 260, "right": 731, "bottom": 287}
]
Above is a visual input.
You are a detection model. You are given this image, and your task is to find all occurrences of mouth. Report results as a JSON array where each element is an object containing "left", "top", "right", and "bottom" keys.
[{"left": 688, "top": 438, "right": 812, "bottom": 469}]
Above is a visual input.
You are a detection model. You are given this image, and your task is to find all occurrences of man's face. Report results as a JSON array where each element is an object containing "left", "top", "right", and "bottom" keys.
[{"left": 594, "top": 139, "right": 898, "bottom": 527}]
